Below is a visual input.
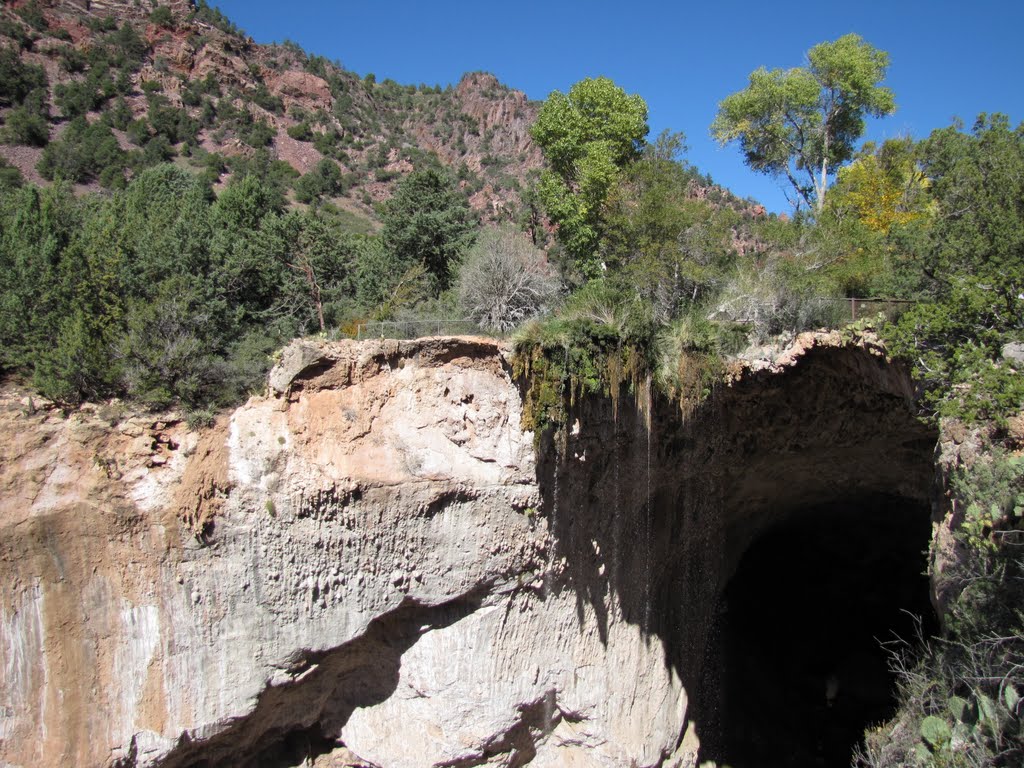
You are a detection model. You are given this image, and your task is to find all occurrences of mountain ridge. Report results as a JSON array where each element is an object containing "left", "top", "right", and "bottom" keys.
[{"left": 0, "top": 0, "right": 762, "bottom": 232}]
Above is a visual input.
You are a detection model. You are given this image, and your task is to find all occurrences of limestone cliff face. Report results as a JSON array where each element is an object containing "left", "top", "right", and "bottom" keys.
[{"left": 0, "top": 334, "right": 940, "bottom": 768}]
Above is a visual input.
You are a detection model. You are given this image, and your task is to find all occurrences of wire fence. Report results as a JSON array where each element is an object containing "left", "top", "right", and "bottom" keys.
[
  {"left": 352, "top": 299, "right": 917, "bottom": 341},
  {"left": 711, "top": 297, "right": 918, "bottom": 327},
  {"left": 839, "top": 297, "right": 919, "bottom": 322},
  {"left": 354, "top": 318, "right": 480, "bottom": 340}
]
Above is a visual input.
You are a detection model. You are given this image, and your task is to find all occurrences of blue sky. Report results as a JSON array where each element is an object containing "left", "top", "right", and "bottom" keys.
[{"left": 214, "top": 0, "right": 1022, "bottom": 213}]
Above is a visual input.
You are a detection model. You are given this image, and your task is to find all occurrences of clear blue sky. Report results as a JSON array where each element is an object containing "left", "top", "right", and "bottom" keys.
[{"left": 214, "top": 0, "right": 1022, "bottom": 213}]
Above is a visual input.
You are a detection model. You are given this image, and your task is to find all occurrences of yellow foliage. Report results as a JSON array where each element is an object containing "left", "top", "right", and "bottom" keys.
[{"left": 830, "top": 152, "right": 930, "bottom": 234}]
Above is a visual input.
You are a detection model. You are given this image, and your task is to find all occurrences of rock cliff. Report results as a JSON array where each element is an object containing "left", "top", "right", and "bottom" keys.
[{"left": 0, "top": 333, "right": 941, "bottom": 767}]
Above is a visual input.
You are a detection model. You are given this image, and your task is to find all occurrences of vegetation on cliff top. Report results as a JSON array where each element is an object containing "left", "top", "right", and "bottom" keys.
[{"left": 511, "top": 48, "right": 1023, "bottom": 768}]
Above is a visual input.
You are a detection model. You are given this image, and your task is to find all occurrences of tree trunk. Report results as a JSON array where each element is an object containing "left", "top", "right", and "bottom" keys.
[{"left": 817, "top": 155, "right": 829, "bottom": 215}]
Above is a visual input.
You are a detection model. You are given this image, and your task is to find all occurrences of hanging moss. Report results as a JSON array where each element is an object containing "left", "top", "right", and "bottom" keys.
[
  {"left": 512, "top": 313, "right": 730, "bottom": 440},
  {"left": 511, "top": 318, "right": 656, "bottom": 440}
]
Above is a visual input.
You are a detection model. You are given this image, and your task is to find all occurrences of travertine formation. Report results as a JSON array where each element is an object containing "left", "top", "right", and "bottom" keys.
[{"left": 0, "top": 333, "right": 941, "bottom": 767}]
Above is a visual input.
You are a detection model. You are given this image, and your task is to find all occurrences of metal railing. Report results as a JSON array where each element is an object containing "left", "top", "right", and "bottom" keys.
[
  {"left": 710, "top": 297, "right": 918, "bottom": 326},
  {"left": 352, "top": 300, "right": 918, "bottom": 340},
  {"left": 840, "top": 297, "right": 918, "bottom": 322},
  {"left": 354, "top": 319, "right": 480, "bottom": 340}
]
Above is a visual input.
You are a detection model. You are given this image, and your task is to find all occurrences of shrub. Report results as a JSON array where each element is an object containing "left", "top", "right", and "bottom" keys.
[
  {"left": 103, "top": 24, "right": 148, "bottom": 70},
  {"left": 2, "top": 104, "right": 49, "bottom": 146},
  {"left": 119, "top": 283, "right": 225, "bottom": 408},
  {"left": 57, "top": 45, "right": 87, "bottom": 74},
  {"left": 54, "top": 76, "right": 109, "bottom": 117},
  {"left": 250, "top": 83, "right": 283, "bottom": 114},
  {"left": 0, "top": 46, "right": 47, "bottom": 106},
  {"left": 87, "top": 15, "right": 118, "bottom": 33},
  {"left": 240, "top": 117, "right": 275, "bottom": 148},
  {"left": 457, "top": 226, "right": 560, "bottom": 333},
  {"left": 37, "top": 118, "right": 125, "bottom": 183},
  {"left": 884, "top": 115, "right": 1024, "bottom": 424},
  {"left": 149, "top": 6, "right": 174, "bottom": 29},
  {"left": 287, "top": 122, "right": 313, "bottom": 141},
  {"left": 711, "top": 256, "right": 846, "bottom": 343},
  {"left": 14, "top": 1, "right": 47, "bottom": 32},
  {"left": 190, "top": 0, "right": 245, "bottom": 37},
  {"left": 105, "top": 96, "right": 133, "bottom": 131},
  {"left": 148, "top": 97, "right": 198, "bottom": 144},
  {"left": 0, "top": 157, "right": 23, "bottom": 189}
]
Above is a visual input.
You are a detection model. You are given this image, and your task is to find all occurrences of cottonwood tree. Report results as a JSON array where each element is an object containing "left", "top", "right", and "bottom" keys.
[
  {"left": 458, "top": 226, "right": 560, "bottom": 332},
  {"left": 712, "top": 34, "right": 895, "bottom": 213},
  {"left": 531, "top": 76, "right": 648, "bottom": 278}
]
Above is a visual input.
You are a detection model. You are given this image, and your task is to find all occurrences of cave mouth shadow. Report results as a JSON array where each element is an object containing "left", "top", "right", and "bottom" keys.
[{"left": 695, "top": 494, "right": 939, "bottom": 768}]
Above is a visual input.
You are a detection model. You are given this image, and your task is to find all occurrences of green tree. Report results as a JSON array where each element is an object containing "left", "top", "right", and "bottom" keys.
[
  {"left": 598, "top": 131, "right": 741, "bottom": 320},
  {"left": 293, "top": 158, "right": 345, "bottom": 204},
  {"left": 886, "top": 115, "right": 1024, "bottom": 422},
  {"left": 116, "top": 164, "right": 213, "bottom": 298},
  {"left": 825, "top": 138, "right": 931, "bottom": 235},
  {"left": 0, "top": 46, "right": 47, "bottom": 107},
  {"left": 252, "top": 211, "right": 358, "bottom": 332},
  {"left": 37, "top": 117, "right": 125, "bottom": 184},
  {"left": 530, "top": 76, "right": 648, "bottom": 278},
  {"left": 0, "top": 183, "right": 82, "bottom": 372},
  {"left": 2, "top": 104, "right": 49, "bottom": 147},
  {"left": 712, "top": 34, "right": 895, "bottom": 213},
  {"left": 208, "top": 174, "right": 283, "bottom": 321},
  {"left": 33, "top": 201, "right": 126, "bottom": 402},
  {"left": 380, "top": 168, "right": 476, "bottom": 293},
  {"left": 118, "top": 276, "right": 224, "bottom": 408},
  {"left": 811, "top": 137, "right": 935, "bottom": 298}
]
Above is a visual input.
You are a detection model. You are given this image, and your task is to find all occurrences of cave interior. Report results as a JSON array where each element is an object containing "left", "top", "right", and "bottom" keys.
[{"left": 695, "top": 495, "right": 939, "bottom": 768}]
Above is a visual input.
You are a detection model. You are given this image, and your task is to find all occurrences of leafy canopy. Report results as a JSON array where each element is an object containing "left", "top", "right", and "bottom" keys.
[
  {"left": 826, "top": 138, "right": 931, "bottom": 235},
  {"left": 531, "top": 77, "right": 648, "bottom": 279},
  {"left": 712, "top": 34, "right": 895, "bottom": 212},
  {"left": 886, "top": 115, "right": 1024, "bottom": 422}
]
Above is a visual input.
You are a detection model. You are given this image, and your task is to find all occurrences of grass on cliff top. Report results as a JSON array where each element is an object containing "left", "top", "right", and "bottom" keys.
[{"left": 510, "top": 280, "right": 750, "bottom": 435}]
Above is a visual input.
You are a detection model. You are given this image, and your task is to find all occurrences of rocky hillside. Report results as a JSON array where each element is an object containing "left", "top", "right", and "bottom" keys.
[
  {"left": 0, "top": 0, "right": 543, "bottom": 223},
  {"left": 0, "top": 0, "right": 769, "bottom": 233}
]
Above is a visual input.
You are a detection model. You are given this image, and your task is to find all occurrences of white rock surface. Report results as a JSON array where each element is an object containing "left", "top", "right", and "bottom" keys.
[{"left": 0, "top": 338, "right": 691, "bottom": 768}]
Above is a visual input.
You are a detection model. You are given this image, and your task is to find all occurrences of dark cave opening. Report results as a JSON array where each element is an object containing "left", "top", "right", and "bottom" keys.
[{"left": 696, "top": 495, "right": 939, "bottom": 768}]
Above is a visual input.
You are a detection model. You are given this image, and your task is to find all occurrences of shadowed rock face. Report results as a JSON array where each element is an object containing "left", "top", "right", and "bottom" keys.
[
  {"left": 538, "top": 332, "right": 938, "bottom": 767},
  {"left": 0, "top": 334, "right": 938, "bottom": 768}
]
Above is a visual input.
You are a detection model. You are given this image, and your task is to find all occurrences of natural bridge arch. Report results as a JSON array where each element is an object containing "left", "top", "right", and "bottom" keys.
[{"left": 0, "top": 333, "right": 943, "bottom": 767}]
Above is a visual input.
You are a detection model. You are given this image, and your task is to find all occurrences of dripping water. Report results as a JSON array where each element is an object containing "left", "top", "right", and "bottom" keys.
[
  {"left": 542, "top": 346, "right": 570, "bottom": 603},
  {"left": 642, "top": 374, "right": 653, "bottom": 631},
  {"left": 543, "top": 431, "right": 559, "bottom": 605},
  {"left": 610, "top": 383, "right": 621, "bottom": 617}
]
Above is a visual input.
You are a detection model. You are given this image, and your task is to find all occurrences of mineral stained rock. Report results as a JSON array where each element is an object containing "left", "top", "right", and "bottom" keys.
[{"left": 0, "top": 337, "right": 687, "bottom": 768}]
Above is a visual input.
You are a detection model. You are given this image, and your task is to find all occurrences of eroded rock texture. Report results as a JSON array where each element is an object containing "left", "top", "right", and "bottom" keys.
[{"left": 0, "top": 333, "right": 939, "bottom": 767}]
